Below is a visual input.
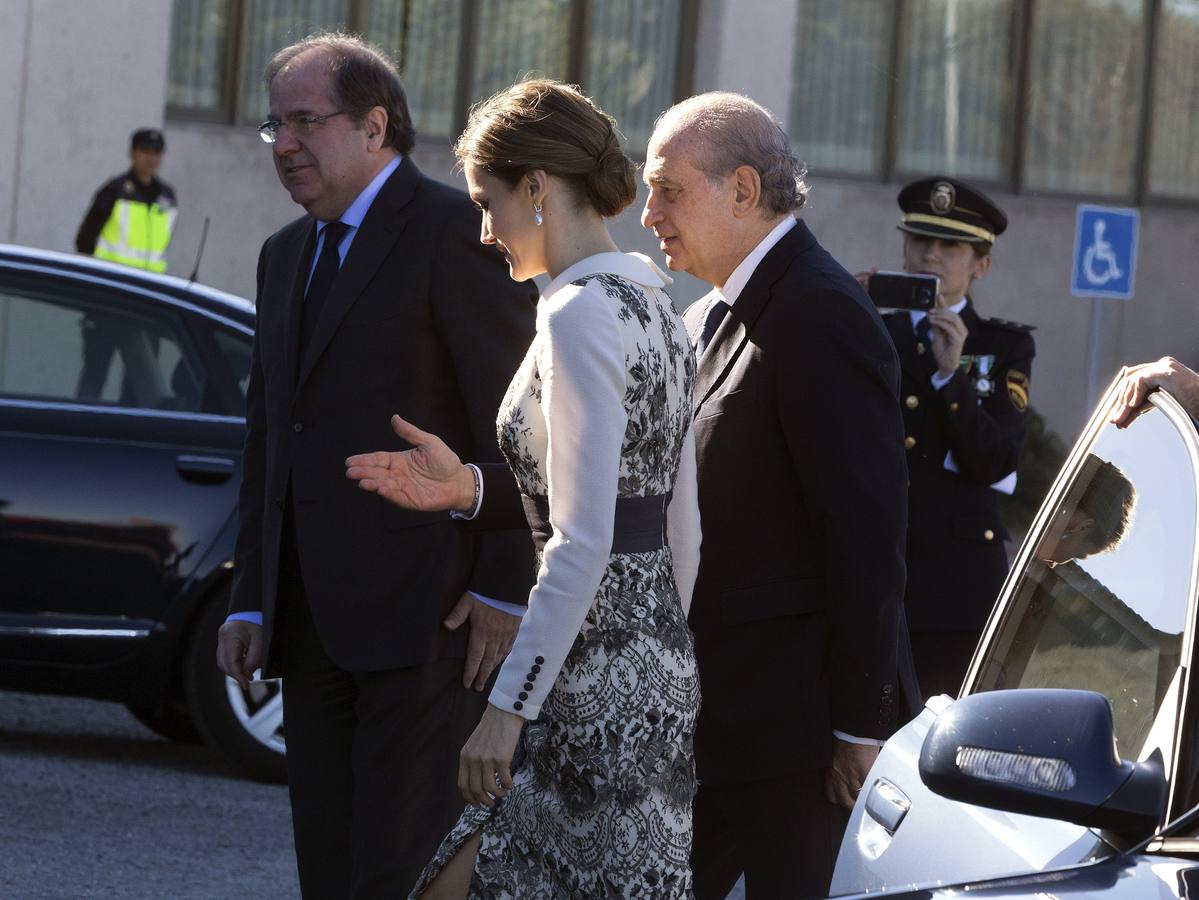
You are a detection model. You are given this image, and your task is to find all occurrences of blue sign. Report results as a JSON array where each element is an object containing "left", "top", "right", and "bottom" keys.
[{"left": 1071, "top": 204, "right": 1139, "bottom": 299}]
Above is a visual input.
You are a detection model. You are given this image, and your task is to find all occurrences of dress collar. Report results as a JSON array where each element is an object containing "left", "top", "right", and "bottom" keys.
[{"left": 542, "top": 251, "right": 672, "bottom": 302}]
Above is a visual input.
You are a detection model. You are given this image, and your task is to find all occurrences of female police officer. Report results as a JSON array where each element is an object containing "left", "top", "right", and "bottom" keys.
[{"left": 860, "top": 177, "right": 1035, "bottom": 700}]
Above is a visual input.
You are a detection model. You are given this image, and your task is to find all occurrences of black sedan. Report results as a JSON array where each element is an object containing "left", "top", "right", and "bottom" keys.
[{"left": 0, "top": 244, "right": 283, "bottom": 781}]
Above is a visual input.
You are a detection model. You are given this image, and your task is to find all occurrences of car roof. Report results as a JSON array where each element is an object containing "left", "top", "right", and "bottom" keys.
[{"left": 0, "top": 243, "right": 256, "bottom": 328}]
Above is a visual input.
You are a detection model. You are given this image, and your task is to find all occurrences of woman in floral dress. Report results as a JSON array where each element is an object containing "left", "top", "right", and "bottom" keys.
[{"left": 346, "top": 79, "right": 701, "bottom": 898}]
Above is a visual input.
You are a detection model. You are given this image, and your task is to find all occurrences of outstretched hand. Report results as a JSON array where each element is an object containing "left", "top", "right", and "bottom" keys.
[{"left": 346, "top": 414, "right": 476, "bottom": 513}]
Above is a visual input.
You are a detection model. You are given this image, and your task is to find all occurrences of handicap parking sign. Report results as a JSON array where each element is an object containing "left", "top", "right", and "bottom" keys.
[{"left": 1071, "top": 204, "right": 1138, "bottom": 299}]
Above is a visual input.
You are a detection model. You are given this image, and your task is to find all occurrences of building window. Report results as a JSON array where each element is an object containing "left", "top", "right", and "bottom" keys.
[
  {"left": 166, "top": 0, "right": 238, "bottom": 116},
  {"left": 785, "top": 0, "right": 1199, "bottom": 206},
  {"left": 896, "top": 0, "right": 1019, "bottom": 182},
  {"left": 790, "top": 0, "right": 893, "bottom": 176},
  {"left": 1149, "top": 0, "right": 1199, "bottom": 200},
  {"left": 471, "top": 0, "right": 573, "bottom": 103},
  {"left": 370, "top": 0, "right": 462, "bottom": 139},
  {"left": 1022, "top": 0, "right": 1146, "bottom": 196},
  {"left": 585, "top": 0, "right": 686, "bottom": 153},
  {"left": 238, "top": 0, "right": 352, "bottom": 124},
  {"left": 167, "top": 0, "right": 696, "bottom": 154}
]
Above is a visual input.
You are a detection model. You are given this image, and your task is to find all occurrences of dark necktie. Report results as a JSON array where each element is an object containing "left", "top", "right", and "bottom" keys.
[
  {"left": 698, "top": 298, "right": 730, "bottom": 356},
  {"left": 301, "top": 221, "right": 349, "bottom": 353},
  {"left": 914, "top": 315, "right": 936, "bottom": 374},
  {"left": 914, "top": 314, "right": 931, "bottom": 348}
]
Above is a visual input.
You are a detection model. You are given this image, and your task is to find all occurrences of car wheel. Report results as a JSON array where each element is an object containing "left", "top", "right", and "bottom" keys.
[
  {"left": 185, "top": 595, "right": 287, "bottom": 783},
  {"left": 126, "top": 701, "right": 203, "bottom": 744}
]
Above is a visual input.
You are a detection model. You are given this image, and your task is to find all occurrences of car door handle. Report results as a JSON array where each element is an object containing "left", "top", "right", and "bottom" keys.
[
  {"left": 176, "top": 454, "right": 236, "bottom": 483},
  {"left": 864, "top": 778, "right": 911, "bottom": 835}
]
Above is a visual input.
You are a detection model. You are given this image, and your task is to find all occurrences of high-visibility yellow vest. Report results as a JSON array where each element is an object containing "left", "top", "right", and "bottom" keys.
[{"left": 95, "top": 198, "right": 177, "bottom": 273}]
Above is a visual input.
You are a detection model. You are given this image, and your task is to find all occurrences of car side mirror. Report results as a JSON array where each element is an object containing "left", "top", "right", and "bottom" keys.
[{"left": 918, "top": 689, "right": 1166, "bottom": 843}]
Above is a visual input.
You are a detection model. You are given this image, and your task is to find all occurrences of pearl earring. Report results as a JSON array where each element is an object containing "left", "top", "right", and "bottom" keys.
[{"left": 533, "top": 203, "right": 543, "bottom": 227}]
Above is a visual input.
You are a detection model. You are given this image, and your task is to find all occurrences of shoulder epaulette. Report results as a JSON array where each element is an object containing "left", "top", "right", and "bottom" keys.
[{"left": 984, "top": 317, "right": 1036, "bottom": 334}]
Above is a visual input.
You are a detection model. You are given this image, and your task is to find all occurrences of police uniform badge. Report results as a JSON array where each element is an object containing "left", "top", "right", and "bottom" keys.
[
  {"left": 1007, "top": 370, "right": 1030, "bottom": 411},
  {"left": 929, "top": 181, "right": 955, "bottom": 215},
  {"left": 966, "top": 354, "right": 996, "bottom": 397}
]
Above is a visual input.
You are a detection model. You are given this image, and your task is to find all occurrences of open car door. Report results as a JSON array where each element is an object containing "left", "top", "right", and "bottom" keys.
[{"left": 831, "top": 375, "right": 1199, "bottom": 895}]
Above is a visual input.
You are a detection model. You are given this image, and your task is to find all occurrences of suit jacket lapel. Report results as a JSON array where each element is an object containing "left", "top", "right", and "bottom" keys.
[
  {"left": 693, "top": 219, "right": 811, "bottom": 411},
  {"left": 295, "top": 159, "right": 420, "bottom": 393}
]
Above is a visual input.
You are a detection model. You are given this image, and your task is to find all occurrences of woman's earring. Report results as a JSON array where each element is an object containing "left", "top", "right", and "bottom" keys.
[{"left": 533, "top": 203, "right": 543, "bottom": 227}]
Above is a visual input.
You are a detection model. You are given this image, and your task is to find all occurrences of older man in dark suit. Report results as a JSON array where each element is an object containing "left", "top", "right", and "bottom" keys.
[
  {"left": 641, "top": 93, "right": 909, "bottom": 899},
  {"left": 214, "top": 34, "right": 536, "bottom": 898}
]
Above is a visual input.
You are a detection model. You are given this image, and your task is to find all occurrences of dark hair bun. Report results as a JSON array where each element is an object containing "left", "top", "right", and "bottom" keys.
[
  {"left": 584, "top": 143, "right": 637, "bottom": 218},
  {"left": 456, "top": 79, "right": 636, "bottom": 219}
]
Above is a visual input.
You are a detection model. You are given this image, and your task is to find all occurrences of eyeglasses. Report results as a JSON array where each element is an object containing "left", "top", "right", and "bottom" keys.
[{"left": 257, "top": 110, "right": 347, "bottom": 144}]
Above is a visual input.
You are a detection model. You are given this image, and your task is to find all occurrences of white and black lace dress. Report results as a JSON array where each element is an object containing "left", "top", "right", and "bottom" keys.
[{"left": 410, "top": 251, "right": 702, "bottom": 898}]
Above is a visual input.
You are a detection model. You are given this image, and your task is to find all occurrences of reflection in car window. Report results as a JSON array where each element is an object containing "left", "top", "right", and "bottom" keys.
[
  {"left": 0, "top": 286, "right": 206, "bottom": 413},
  {"left": 976, "top": 406, "right": 1195, "bottom": 759},
  {"left": 212, "top": 328, "right": 251, "bottom": 404}
]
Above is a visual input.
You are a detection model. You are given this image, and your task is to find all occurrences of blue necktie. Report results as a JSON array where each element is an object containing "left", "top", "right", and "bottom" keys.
[
  {"left": 301, "top": 221, "right": 349, "bottom": 353},
  {"left": 698, "top": 299, "right": 730, "bottom": 356},
  {"left": 914, "top": 315, "right": 937, "bottom": 375},
  {"left": 914, "top": 315, "right": 931, "bottom": 348}
]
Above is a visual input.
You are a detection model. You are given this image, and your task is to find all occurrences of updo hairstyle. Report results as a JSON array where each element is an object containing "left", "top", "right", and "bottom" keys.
[{"left": 454, "top": 79, "right": 637, "bottom": 218}]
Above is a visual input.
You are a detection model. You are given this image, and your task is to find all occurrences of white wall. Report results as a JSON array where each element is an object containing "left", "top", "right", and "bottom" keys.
[{"left": 3, "top": 0, "right": 172, "bottom": 252}]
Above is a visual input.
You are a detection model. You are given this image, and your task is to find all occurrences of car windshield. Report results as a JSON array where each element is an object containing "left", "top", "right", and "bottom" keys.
[{"left": 975, "top": 403, "right": 1196, "bottom": 760}]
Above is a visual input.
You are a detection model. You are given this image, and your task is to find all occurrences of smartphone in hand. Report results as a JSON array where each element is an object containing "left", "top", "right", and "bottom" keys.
[{"left": 867, "top": 271, "right": 939, "bottom": 310}]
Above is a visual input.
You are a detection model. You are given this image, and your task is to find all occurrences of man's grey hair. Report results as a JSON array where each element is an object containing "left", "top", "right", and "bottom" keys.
[{"left": 655, "top": 92, "right": 809, "bottom": 214}]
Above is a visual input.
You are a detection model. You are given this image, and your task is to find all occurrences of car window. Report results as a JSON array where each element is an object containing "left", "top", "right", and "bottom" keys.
[
  {"left": 0, "top": 284, "right": 207, "bottom": 413},
  {"left": 975, "top": 405, "right": 1195, "bottom": 762},
  {"left": 211, "top": 327, "right": 252, "bottom": 403}
]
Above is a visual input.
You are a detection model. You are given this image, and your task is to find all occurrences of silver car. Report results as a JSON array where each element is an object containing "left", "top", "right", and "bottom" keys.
[{"left": 832, "top": 373, "right": 1199, "bottom": 895}]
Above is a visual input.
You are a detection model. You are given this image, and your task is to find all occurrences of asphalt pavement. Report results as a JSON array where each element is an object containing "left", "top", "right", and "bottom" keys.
[
  {"left": 0, "top": 690, "right": 747, "bottom": 899},
  {"left": 0, "top": 691, "right": 298, "bottom": 899}
]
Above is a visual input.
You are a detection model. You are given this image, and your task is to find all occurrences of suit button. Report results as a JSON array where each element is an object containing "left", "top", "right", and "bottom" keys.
[
  {"left": 513, "top": 701, "right": 523, "bottom": 711},
  {"left": 534, "top": 656, "right": 544, "bottom": 665},
  {"left": 518, "top": 692, "right": 528, "bottom": 700},
  {"left": 293, "top": 423, "right": 303, "bottom": 433},
  {"left": 949, "top": 401, "right": 960, "bottom": 412},
  {"left": 984, "top": 529, "right": 995, "bottom": 541},
  {"left": 524, "top": 682, "right": 533, "bottom": 691},
  {"left": 905, "top": 395, "right": 919, "bottom": 409},
  {"left": 904, "top": 436, "right": 916, "bottom": 450},
  {"left": 882, "top": 684, "right": 894, "bottom": 695}
]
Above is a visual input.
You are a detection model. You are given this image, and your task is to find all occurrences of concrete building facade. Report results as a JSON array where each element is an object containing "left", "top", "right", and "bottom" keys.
[{"left": 2, "top": 0, "right": 1197, "bottom": 441}]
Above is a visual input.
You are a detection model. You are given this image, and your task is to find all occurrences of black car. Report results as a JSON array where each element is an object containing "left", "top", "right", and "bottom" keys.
[{"left": 0, "top": 244, "right": 283, "bottom": 781}]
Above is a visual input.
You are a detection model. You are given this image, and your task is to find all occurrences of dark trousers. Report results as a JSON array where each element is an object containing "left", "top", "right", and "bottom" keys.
[
  {"left": 275, "top": 531, "right": 484, "bottom": 899},
  {"left": 691, "top": 769, "right": 850, "bottom": 900},
  {"left": 910, "top": 630, "right": 979, "bottom": 701}
]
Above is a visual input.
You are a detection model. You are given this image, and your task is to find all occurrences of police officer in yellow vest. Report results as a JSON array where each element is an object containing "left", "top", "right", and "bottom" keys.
[{"left": 75, "top": 128, "right": 177, "bottom": 272}]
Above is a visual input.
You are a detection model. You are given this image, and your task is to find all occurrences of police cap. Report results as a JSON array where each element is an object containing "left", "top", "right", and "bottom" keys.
[
  {"left": 131, "top": 128, "right": 166, "bottom": 152},
  {"left": 897, "top": 176, "right": 1006, "bottom": 244}
]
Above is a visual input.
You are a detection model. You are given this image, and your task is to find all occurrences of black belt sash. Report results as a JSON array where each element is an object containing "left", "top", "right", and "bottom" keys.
[{"left": 521, "top": 492, "right": 672, "bottom": 555}]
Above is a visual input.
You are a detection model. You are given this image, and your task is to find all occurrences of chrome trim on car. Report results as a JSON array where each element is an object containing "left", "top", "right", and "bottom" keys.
[
  {"left": 0, "top": 396, "right": 244, "bottom": 424},
  {"left": 0, "top": 625, "right": 151, "bottom": 638}
]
